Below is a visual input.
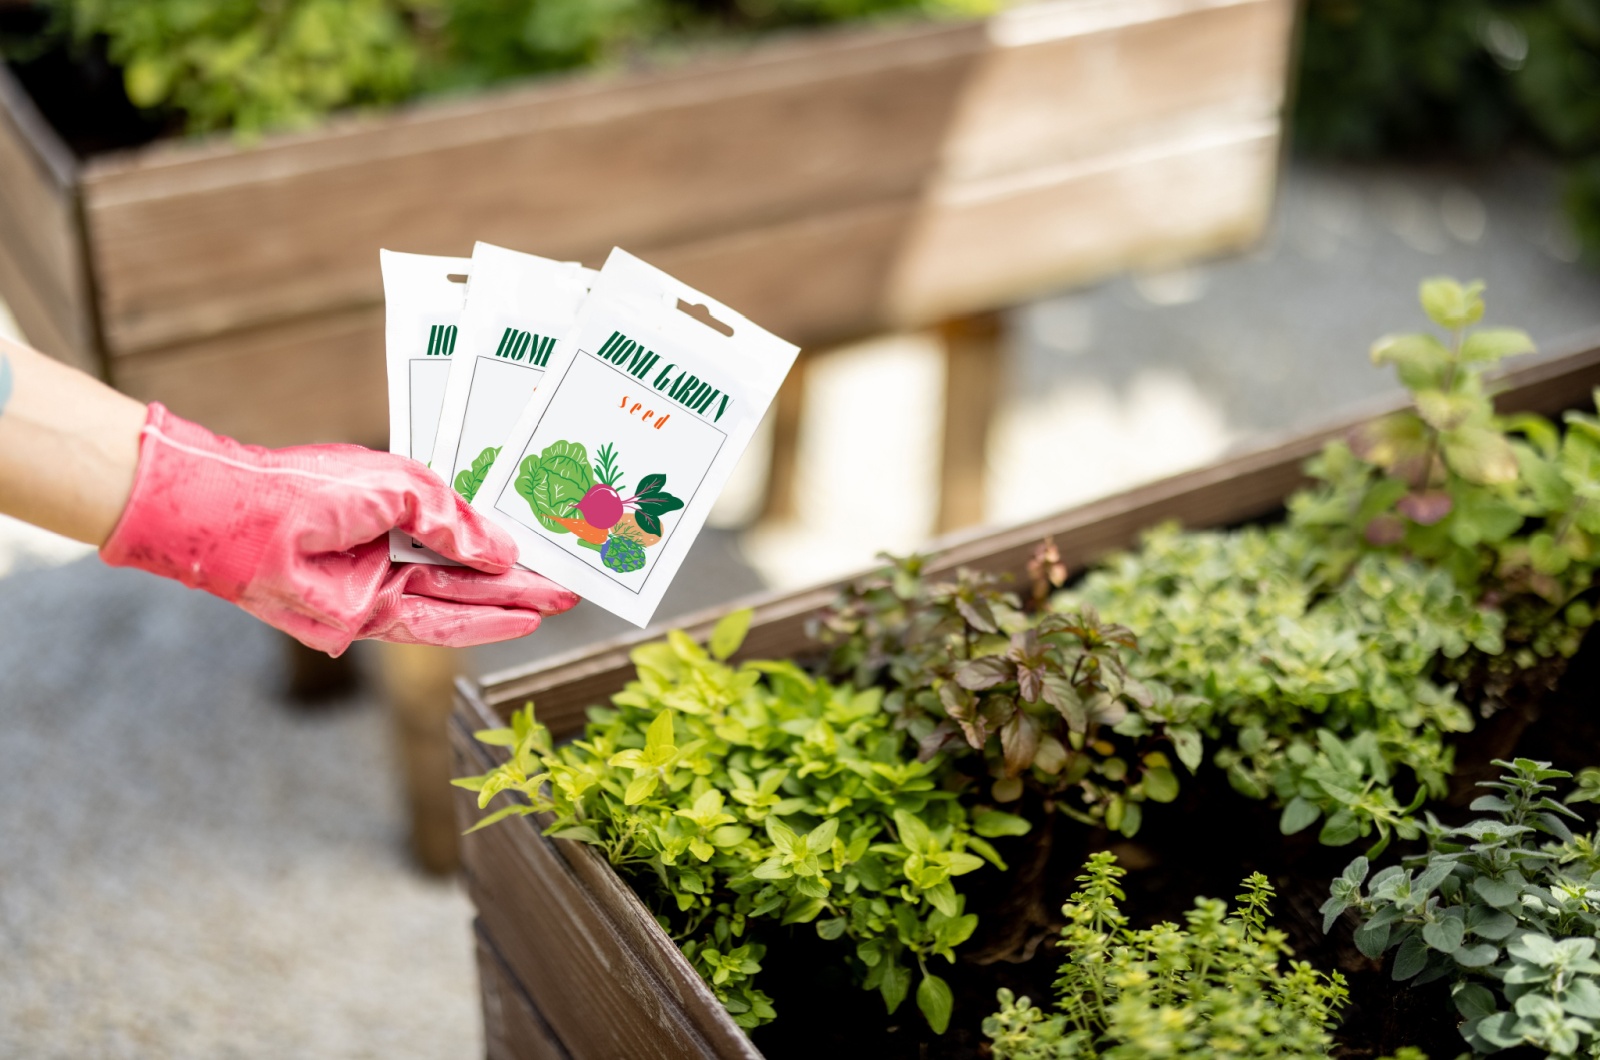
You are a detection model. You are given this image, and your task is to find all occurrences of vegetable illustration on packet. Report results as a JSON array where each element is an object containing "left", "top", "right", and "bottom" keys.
[{"left": 472, "top": 248, "right": 799, "bottom": 627}]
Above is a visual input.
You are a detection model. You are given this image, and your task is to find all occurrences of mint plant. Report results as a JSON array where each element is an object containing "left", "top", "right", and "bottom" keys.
[
  {"left": 983, "top": 852, "right": 1349, "bottom": 1058},
  {"left": 812, "top": 556, "right": 1182, "bottom": 838},
  {"left": 456, "top": 610, "right": 1012, "bottom": 1033},
  {"left": 1323, "top": 759, "right": 1600, "bottom": 1056}
]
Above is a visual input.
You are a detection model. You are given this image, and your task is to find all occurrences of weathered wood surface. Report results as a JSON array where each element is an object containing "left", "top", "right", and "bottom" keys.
[
  {"left": 111, "top": 303, "right": 388, "bottom": 447},
  {"left": 74, "top": 0, "right": 1292, "bottom": 361},
  {"left": 475, "top": 923, "right": 572, "bottom": 1060},
  {"left": 452, "top": 710, "right": 761, "bottom": 1060},
  {"left": 474, "top": 339, "right": 1600, "bottom": 738},
  {"left": 0, "top": 64, "right": 96, "bottom": 373}
]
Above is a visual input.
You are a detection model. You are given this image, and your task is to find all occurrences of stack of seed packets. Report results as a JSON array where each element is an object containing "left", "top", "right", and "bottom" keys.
[{"left": 384, "top": 244, "right": 799, "bottom": 627}]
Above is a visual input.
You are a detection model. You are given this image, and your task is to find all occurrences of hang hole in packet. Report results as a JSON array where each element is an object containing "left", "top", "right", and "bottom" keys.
[
  {"left": 427, "top": 242, "right": 594, "bottom": 506},
  {"left": 381, "top": 249, "right": 471, "bottom": 564},
  {"left": 471, "top": 248, "right": 799, "bottom": 627}
]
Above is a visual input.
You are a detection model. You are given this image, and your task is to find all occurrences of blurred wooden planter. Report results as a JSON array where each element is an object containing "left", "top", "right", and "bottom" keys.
[
  {"left": 1, "top": 0, "right": 1292, "bottom": 448},
  {"left": 450, "top": 339, "right": 1600, "bottom": 1059}
]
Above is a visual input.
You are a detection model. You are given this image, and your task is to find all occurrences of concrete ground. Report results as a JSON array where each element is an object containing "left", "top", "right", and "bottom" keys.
[{"left": 1, "top": 157, "right": 1597, "bottom": 1057}]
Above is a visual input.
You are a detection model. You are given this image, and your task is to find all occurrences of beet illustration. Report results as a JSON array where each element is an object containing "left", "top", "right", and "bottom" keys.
[{"left": 575, "top": 484, "right": 624, "bottom": 530}]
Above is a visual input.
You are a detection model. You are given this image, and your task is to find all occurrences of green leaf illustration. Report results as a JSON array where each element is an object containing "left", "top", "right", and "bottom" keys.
[
  {"left": 453, "top": 445, "right": 501, "bottom": 502},
  {"left": 514, "top": 440, "right": 593, "bottom": 533}
]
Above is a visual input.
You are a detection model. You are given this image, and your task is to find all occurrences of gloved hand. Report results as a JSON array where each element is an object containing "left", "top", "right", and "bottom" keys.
[{"left": 101, "top": 403, "right": 577, "bottom": 656}]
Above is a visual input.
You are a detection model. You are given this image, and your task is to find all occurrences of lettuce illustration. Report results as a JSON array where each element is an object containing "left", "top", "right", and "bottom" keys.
[
  {"left": 454, "top": 445, "right": 500, "bottom": 502},
  {"left": 515, "top": 440, "right": 594, "bottom": 533}
]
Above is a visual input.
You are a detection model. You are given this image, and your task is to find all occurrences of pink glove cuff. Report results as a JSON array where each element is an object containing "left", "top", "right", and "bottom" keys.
[{"left": 102, "top": 403, "right": 283, "bottom": 601}]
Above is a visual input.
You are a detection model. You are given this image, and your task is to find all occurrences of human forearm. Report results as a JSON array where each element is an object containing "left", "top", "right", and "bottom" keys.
[{"left": 0, "top": 336, "right": 147, "bottom": 545}]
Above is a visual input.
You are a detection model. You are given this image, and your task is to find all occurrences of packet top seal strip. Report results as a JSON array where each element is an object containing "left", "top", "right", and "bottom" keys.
[
  {"left": 428, "top": 242, "right": 595, "bottom": 510},
  {"left": 472, "top": 247, "right": 799, "bottom": 627},
  {"left": 381, "top": 249, "right": 472, "bottom": 565}
]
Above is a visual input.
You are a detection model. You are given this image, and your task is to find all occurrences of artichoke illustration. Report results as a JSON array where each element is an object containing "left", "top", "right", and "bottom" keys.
[{"left": 601, "top": 533, "right": 647, "bottom": 573}]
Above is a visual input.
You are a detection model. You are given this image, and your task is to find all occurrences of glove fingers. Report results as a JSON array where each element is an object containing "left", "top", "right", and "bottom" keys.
[
  {"left": 387, "top": 462, "right": 520, "bottom": 574},
  {"left": 398, "top": 564, "right": 580, "bottom": 614},
  {"left": 365, "top": 596, "right": 545, "bottom": 648}
]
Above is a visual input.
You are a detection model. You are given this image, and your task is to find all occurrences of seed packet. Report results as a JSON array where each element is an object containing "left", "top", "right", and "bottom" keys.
[
  {"left": 427, "top": 242, "right": 594, "bottom": 506},
  {"left": 471, "top": 248, "right": 799, "bottom": 627},
  {"left": 381, "top": 249, "right": 471, "bottom": 564}
]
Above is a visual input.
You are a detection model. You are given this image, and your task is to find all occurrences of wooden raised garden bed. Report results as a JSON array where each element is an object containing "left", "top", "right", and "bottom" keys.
[
  {"left": 451, "top": 337, "right": 1600, "bottom": 1059},
  {"left": 1, "top": 0, "right": 1294, "bottom": 448}
]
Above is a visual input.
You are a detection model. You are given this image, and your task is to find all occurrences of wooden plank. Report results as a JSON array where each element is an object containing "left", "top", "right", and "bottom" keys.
[
  {"left": 80, "top": 19, "right": 985, "bottom": 357},
  {"left": 475, "top": 923, "right": 572, "bottom": 1060},
  {"left": 109, "top": 303, "right": 388, "bottom": 448},
  {"left": 946, "top": 0, "right": 1292, "bottom": 181},
  {"left": 77, "top": 0, "right": 1294, "bottom": 358},
  {"left": 889, "top": 122, "right": 1280, "bottom": 326},
  {"left": 936, "top": 312, "right": 1004, "bottom": 532},
  {"left": 0, "top": 64, "right": 96, "bottom": 373},
  {"left": 476, "top": 340, "right": 1600, "bottom": 733},
  {"left": 452, "top": 708, "right": 759, "bottom": 1060}
]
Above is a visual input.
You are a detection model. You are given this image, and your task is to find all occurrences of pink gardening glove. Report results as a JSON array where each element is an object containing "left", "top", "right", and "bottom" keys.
[{"left": 101, "top": 403, "right": 578, "bottom": 656}]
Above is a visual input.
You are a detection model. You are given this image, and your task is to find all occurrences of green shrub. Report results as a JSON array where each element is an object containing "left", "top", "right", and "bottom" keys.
[
  {"left": 983, "top": 852, "right": 1349, "bottom": 1059},
  {"left": 1323, "top": 758, "right": 1600, "bottom": 1057},
  {"left": 455, "top": 610, "right": 1013, "bottom": 1033},
  {"left": 1289, "top": 277, "right": 1599, "bottom": 703},
  {"left": 1296, "top": 0, "right": 1600, "bottom": 261},
  {"left": 1069, "top": 525, "right": 1501, "bottom": 855},
  {"left": 23, "top": 0, "right": 992, "bottom": 136}
]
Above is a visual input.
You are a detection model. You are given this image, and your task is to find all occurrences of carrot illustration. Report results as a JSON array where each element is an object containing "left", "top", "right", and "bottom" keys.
[{"left": 548, "top": 514, "right": 609, "bottom": 545}]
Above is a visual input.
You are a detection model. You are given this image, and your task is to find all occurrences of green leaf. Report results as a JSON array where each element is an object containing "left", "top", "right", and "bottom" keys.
[
  {"left": 1454, "top": 943, "right": 1500, "bottom": 968},
  {"left": 879, "top": 959, "right": 910, "bottom": 1014},
  {"left": 1280, "top": 796, "right": 1322, "bottom": 835},
  {"left": 916, "top": 973, "right": 954, "bottom": 1035},
  {"left": 1460, "top": 328, "right": 1535, "bottom": 364},
  {"left": 1142, "top": 767, "right": 1180, "bottom": 803},
  {"left": 1419, "top": 277, "right": 1484, "bottom": 329},
  {"left": 635, "top": 473, "right": 667, "bottom": 497},
  {"left": 634, "top": 511, "right": 663, "bottom": 537},
  {"left": 644, "top": 710, "right": 676, "bottom": 758},
  {"left": 463, "top": 804, "right": 532, "bottom": 833},
  {"left": 973, "top": 811, "right": 1032, "bottom": 838},
  {"left": 1473, "top": 876, "right": 1520, "bottom": 908},
  {"left": 709, "top": 609, "right": 753, "bottom": 661},
  {"left": 1319, "top": 809, "right": 1362, "bottom": 847},
  {"left": 816, "top": 917, "right": 847, "bottom": 940},
  {"left": 1392, "top": 933, "right": 1430, "bottom": 980},
  {"left": 1371, "top": 332, "right": 1453, "bottom": 389},
  {"left": 454, "top": 445, "right": 501, "bottom": 502},
  {"left": 624, "top": 774, "right": 659, "bottom": 804},
  {"left": 1422, "top": 916, "right": 1464, "bottom": 954},
  {"left": 636, "top": 493, "right": 685, "bottom": 517},
  {"left": 1444, "top": 427, "right": 1520, "bottom": 485},
  {"left": 1454, "top": 982, "right": 1499, "bottom": 1020},
  {"left": 1169, "top": 726, "right": 1204, "bottom": 772}
]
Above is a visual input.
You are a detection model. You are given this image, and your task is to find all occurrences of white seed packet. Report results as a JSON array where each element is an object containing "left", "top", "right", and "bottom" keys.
[
  {"left": 427, "top": 242, "right": 595, "bottom": 506},
  {"left": 381, "top": 249, "right": 471, "bottom": 564},
  {"left": 472, "top": 248, "right": 799, "bottom": 627}
]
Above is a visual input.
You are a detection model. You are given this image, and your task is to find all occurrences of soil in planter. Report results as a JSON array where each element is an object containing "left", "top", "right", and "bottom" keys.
[
  {"left": 748, "top": 625, "right": 1600, "bottom": 1060},
  {"left": 1, "top": 7, "right": 173, "bottom": 157}
]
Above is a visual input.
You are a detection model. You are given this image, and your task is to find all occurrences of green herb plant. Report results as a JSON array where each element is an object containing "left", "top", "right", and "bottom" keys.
[
  {"left": 1323, "top": 759, "right": 1600, "bottom": 1057},
  {"left": 455, "top": 610, "right": 1018, "bottom": 1033},
  {"left": 812, "top": 555, "right": 1183, "bottom": 838},
  {"left": 1291, "top": 278, "right": 1599, "bottom": 711},
  {"left": 983, "top": 852, "right": 1349, "bottom": 1059},
  {"left": 1069, "top": 525, "right": 1503, "bottom": 856}
]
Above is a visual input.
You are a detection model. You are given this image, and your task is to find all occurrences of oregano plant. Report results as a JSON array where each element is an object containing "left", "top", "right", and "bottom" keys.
[
  {"left": 455, "top": 609, "right": 1015, "bottom": 1033},
  {"left": 1323, "top": 759, "right": 1600, "bottom": 1056}
]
